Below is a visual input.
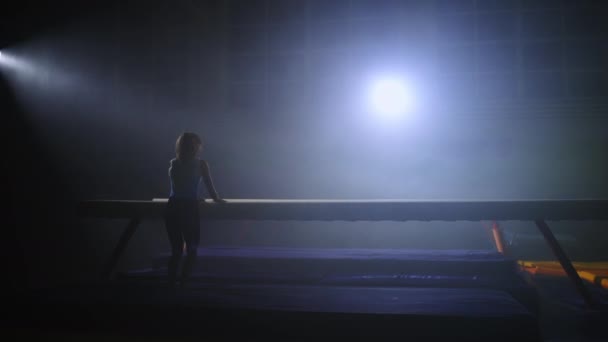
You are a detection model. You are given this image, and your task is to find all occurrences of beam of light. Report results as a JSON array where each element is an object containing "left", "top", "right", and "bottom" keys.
[
  {"left": 0, "top": 50, "right": 37, "bottom": 76},
  {"left": 369, "top": 77, "right": 413, "bottom": 118},
  {"left": 0, "top": 49, "right": 80, "bottom": 94}
]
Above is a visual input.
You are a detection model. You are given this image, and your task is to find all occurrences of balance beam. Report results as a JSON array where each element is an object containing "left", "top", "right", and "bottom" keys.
[
  {"left": 78, "top": 198, "right": 608, "bottom": 309},
  {"left": 78, "top": 199, "right": 608, "bottom": 221}
]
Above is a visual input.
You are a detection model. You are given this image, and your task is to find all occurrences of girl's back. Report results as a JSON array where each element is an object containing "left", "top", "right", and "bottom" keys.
[{"left": 169, "top": 158, "right": 202, "bottom": 200}]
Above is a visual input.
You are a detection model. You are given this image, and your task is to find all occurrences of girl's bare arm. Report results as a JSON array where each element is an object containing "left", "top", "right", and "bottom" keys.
[{"left": 201, "top": 160, "right": 223, "bottom": 202}]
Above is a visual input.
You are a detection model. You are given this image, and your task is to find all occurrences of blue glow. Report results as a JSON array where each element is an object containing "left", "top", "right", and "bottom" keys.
[{"left": 369, "top": 77, "right": 413, "bottom": 118}]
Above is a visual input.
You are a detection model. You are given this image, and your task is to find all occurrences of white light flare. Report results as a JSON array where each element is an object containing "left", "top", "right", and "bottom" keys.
[
  {"left": 369, "top": 77, "right": 414, "bottom": 119},
  {"left": 0, "top": 49, "right": 80, "bottom": 92},
  {"left": 0, "top": 50, "right": 36, "bottom": 76}
]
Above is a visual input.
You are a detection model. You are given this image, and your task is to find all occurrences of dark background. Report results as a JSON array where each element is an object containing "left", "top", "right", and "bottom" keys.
[{"left": 2, "top": 0, "right": 608, "bottom": 290}]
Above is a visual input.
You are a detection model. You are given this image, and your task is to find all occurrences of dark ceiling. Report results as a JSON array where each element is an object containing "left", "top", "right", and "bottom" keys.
[{"left": 0, "top": 0, "right": 109, "bottom": 48}]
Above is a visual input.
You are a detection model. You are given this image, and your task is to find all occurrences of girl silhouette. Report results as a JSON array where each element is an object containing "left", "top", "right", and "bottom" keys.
[{"left": 166, "top": 132, "right": 224, "bottom": 288}]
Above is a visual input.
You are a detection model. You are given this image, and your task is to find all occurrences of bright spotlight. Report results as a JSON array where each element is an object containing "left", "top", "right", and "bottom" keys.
[
  {"left": 369, "top": 77, "right": 413, "bottom": 118},
  {"left": 0, "top": 51, "right": 33, "bottom": 74}
]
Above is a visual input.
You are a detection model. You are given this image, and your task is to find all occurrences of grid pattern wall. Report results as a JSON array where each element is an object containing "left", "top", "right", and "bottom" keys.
[{"left": 225, "top": 0, "right": 608, "bottom": 115}]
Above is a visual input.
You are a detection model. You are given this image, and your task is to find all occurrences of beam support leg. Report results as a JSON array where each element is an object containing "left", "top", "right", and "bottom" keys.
[
  {"left": 101, "top": 217, "right": 141, "bottom": 281},
  {"left": 534, "top": 219, "right": 596, "bottom": 309},
  {"left": 491, "top": 221, "right": 508, "bottom": 256}
]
